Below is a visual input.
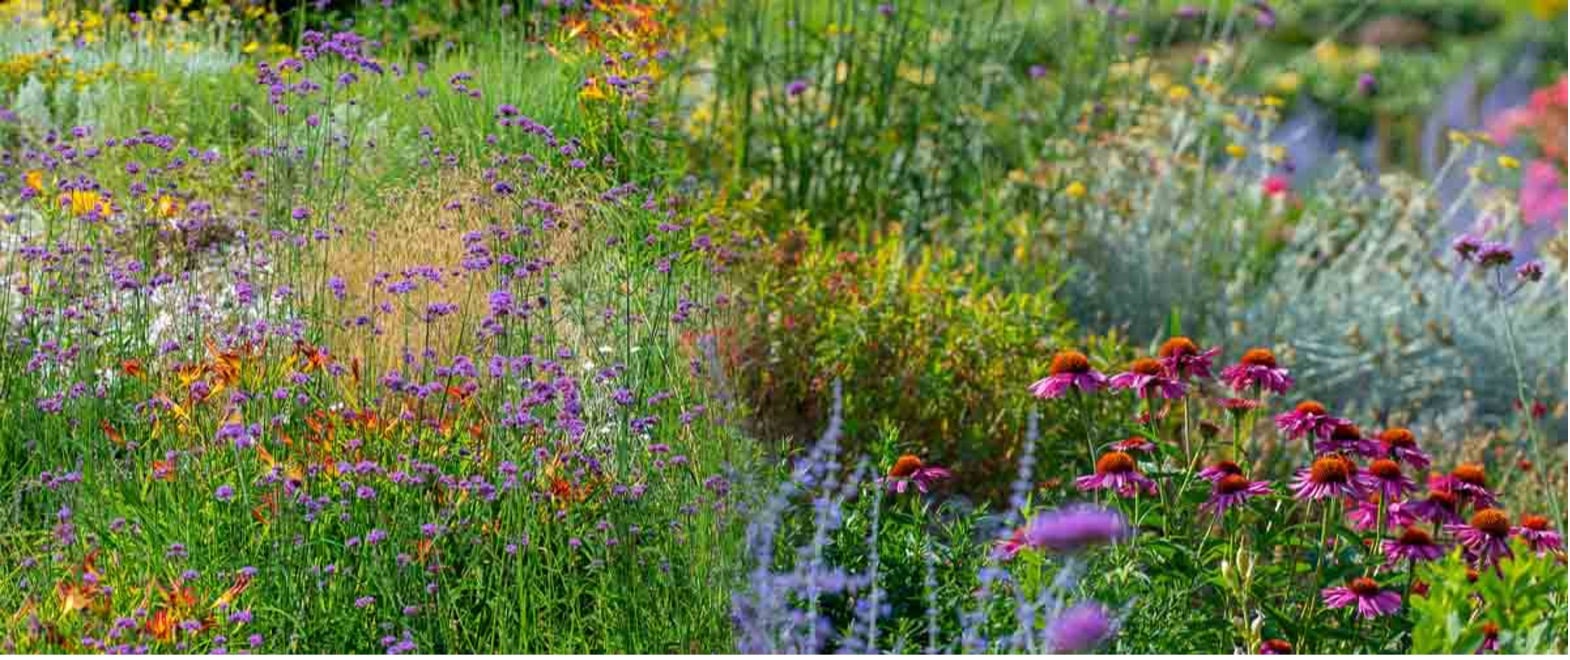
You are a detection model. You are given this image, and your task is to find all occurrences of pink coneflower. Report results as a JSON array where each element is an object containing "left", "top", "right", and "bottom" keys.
[
  {"left": 1076, "top": 452, "right": 1157, "bottom": 497},
  {"left": 1347, "top": 495, "right": 1415, "bottom": 532},
  {"left": 1109, "top": 357, "right": 1186, "bottom": 399},
  {"left": 1156, "top": 336, "right": 1220, "bottom": 380},
  {"left": 1446, "top": 509, "right": 1514, "bottom": 565},
  {"left": 1274, "top": 400, "right": 1345, "bottom": 441},
  {"left": 1478, "top": 622, "right": 1500, "bottom": 653},
  {"left": 1513, "top": 515, "right": 1563, "bottom": 555},
  {"left": 1290, "top": 455, "right": 1366, "bottom": 501},
  {"left": 1198, "top": 460, "right": 1243, "bottom": 483},
  {"left": 1314, "top": 423, "right": 1380, "bottom": 458},
  {"left": 1213, "top": 398, "right": 1262, "bottom": 420},
  {"left": 993, "top": 527, "right": 1028, "bottom": 561},
  {"left": 1360, "top": 459, "right": 1417, "bottom": 501},
  {"left": 1377, "top": 428, "right": 1430, "bottom": 470},
  {"left": 1321, "top": 577, "right": 1402, "bottom": 619},
  {"left": 1262, "top": 174, "right": 1290, "bottom": 197},
  {"left": 1406, "top": 487, "right": 1463, "bottom": 526},
  {"left": 884, "top": 455, "right": 951, "bottom": 494},
  {"left": 1437, "top": 464, "right": 1499, "bottom": 508},
  {"left": 1029, "top": 350, "right": 1109, "bottom": 399},
  {"left": 1201, "top": 474, "right": 1271, "bottom": 517},
  {"left": 1219, "top": 348, "right": 1293, "bottom": 395},
  {"left": 1110, "top": 436, "right": 1156, "bottom": 454},
  {"left": 1258, "top": 639, "right": 1294, "bottom": 654},
  {"left": 1383, "top": 527, "right": 1446, "bottom": 565}
]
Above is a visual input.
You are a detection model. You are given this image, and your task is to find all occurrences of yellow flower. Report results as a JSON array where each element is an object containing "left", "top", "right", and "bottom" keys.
[
  {"left": 1312, "top": 41, "right": 1341, "bottom": 65},
  {"left": 1166, "top": 85, "right": 1191, "bottom": 102},
  {"left": 152, "top": 195, "right": 181, "bottom": 219},
  {"left": 23, "top": 169, "right": 44, "bottom": 192},
  {"left": 1065, "top": 181, "right": 1087, "bottom": 199},
  {"left": 1271, "top": 72, "right": 1301, "bottom": 94},
  {"left": 1448, "top": 130, "right": 1472, "bottom": 146},
  {"left": 61, "top": 190, "right": 109, "bottom": 218},
  {"left": 1225, "top": 144, "right": 1246, "bottom": 159},
  {"left": 1264, "top": 145, "right": 1287, "bottom": 163},
  {"left": 242, "top": 40, "right": 259, "bottom": 55},
  {"left": 1497, "top": 155, "right": 1520, "bottom": 170}
]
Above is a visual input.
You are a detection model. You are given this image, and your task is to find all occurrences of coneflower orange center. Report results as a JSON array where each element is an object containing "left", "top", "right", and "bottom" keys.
[
  {"left": 1239, "top": 348, "right": 1277, "bottom": 368},
  {"left": 1452, "top": 464, "right": 1487, "bottom": 487},
  {"left": 1215, "top": 474, "right": 1252, "bottom": 495},
  {"left": 1368, "top": 459, "right": 1403, "bottom": 480},
  {"left": 1398, "top": 527, "right": 1432, "bottom": 545},
  {"left": 1210, "top": 460, "right": 1242, "bottom": 476},
  {"left": 1481, "top": 622, "right": 1499, "bottom": 638},
  {"left": 1096, "top": 452, "right": 1136, "bottom": 475},
  {"left": 1128, "top": 357, "right": 1163, "bottom": 376},
  {"left": 1522, "top": 515, "right": 1550, "bottom": 531},
  {"left": 889, "top": 455, "right": 924, "bottom": 478},
  {"left": 1158, "top": 337, "right": 1198, "bottom": 359},
  {"left": 1379, "top": 428, "right": 1415, "bottom": 447},
  {"left": 1310, "top": 457, "right": 1350, "bottom": 483},
  {"left": 1470, "top": 509, "right": 1510, "bottom": 537},
  {"left": 1294, "top": 400, "right": 1327, "bottom": 415},
  {"left": 1048, "top": 350, "right": 1092, "bottom": 375},
  {"left": 1348, "top": 577, "right": 1381, "bottom": 597}
]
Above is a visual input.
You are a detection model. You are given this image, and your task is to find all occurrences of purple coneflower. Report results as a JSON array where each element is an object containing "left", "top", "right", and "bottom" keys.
[
  {"left": 1274, "top": 400, "right": 1344, "bottom": 441},
  {"left": 1198, "top": 460, "right": 1243, "bottom": 483},
  {"left": 1108, "top": 357, "right": 1186, "bottom": 399},
  {"left": 1406, "top": 487, "right": 1463, "bottom": 526},
  {"left": 1377, "top": 428, "right": 1430, "bottom": 470},
  {"left": 1446, "top": 509, "right": 1514, "bottom": 565},
  {"left": 1360, "top": 459, "right": 1416, "bottom": 501},
  {"left": 884, "top": 455, "right": 950, "bottom": 494},
  {"left": 1156, "top": 336, "right": 1219, "bottom": 380},
  {"left": 1045, "top": 602, "right": 1115, "bottom": 653},
  {"left": 1436, "top": 464, "right": 1498, "bottom": 508},
  {"left": 1259, "top": 639, "right": 1293, "bottom": 654},
  {"left": 1382, "top": 527, "right": 1446, "bottom": 565},
  {"left": 1110, "top": 436, "right": 1155, "bottom": 454},
  {"left": 1023, "top": 503, "right": 1130, "bottom": 553},
  {"left": 1290, "top": 456, "right": 1365, "bottom": 501},
  {"left": 1029, "top": 350, "right": 1108, "bottom": 399},
  {"left": 1346, "top": 495, "right": 1414, "bottom": 532},
  {"left": 1202, "top": 474, "right": 1271, "bottom": 517},
  {"left": 993, "top": 527, "right": 1028, "bottom": 561},
  {"left": 1321, "top": 577, "right": 1401, "bottom": 619},
  {"left": 1513, "top": 515, "right": 1562, "bottom": 555},
  {"left": 1314, "top": 423, "right": 1380, "bottom": 458},
  {"left": 1219, "top": 348, "right": 1293, "bottom": 395},
  {"left": 1076, "top": 452, "right": 1157, "bottom": 497}
]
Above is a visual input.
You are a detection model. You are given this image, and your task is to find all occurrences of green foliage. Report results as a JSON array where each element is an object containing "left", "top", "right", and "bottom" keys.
[
  {"left": 736, "top": 221, "right": 1123, "bottom": 498},
  {"left": 1411, "top": 541, "right": 1569, "bottom": 654}
]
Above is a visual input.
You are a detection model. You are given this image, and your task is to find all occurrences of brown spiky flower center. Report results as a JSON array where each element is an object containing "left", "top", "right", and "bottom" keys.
[
  {"left": 1368, "top": 459, "right": 1403, "bottom": 480},
  {"left": 1348, "top": 577, "right": 1381, "bottom": 597},
  {"left": 1427, "top": 489, "right": 1457, "bottom": 510},
  {"left": 1470, "top": 509, "right": 1510, "bottom": 538},
  {"left": 1452, "top": 464, "right": 1487, "bottom": 488},
  {"left": 1522, "top": 515, "right": 1550, "bottom": 531},
  {"left": 1128, "top": 358, "right": 1163, "bottom": 376},
  {"left": 1210, "top": 460, "right": 1242, "bottom": 476},
  {"left": 1216, "top": 474, "right": 1252, "bottom": 495},
  {"left": 1398, "top": 527, "right": 1433, "bottom": 546},
  {"left": 1158, "top": 337, "right": 1199, "bottom": 359},
  {"left": 1481, "top": 622, "right": 1499, "bottom": 638},
  {"left": 1294, "top": 400, "right": 1327, "bottom": 416},
  {"left": 1096, "top": 452, "right": 1136, "bottom": 475},
  {"left": 1239, "top": 348, "right": 1277, "bottom": 368},
  {"left": 1330, "top": 423, "right": 1363, "bottom": 441},
  {"left": 889, "top": 455, "right": 924, "bottom": 478},
  {"left": 1310, "top": 457, "right": 1350, "bottom": 484},
  {"left": 1379, "top": 428, "right": 1415, "bottom": 448},
  {"left": 1049, "top": 350, "right": 1092, "bottom": 375}
]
